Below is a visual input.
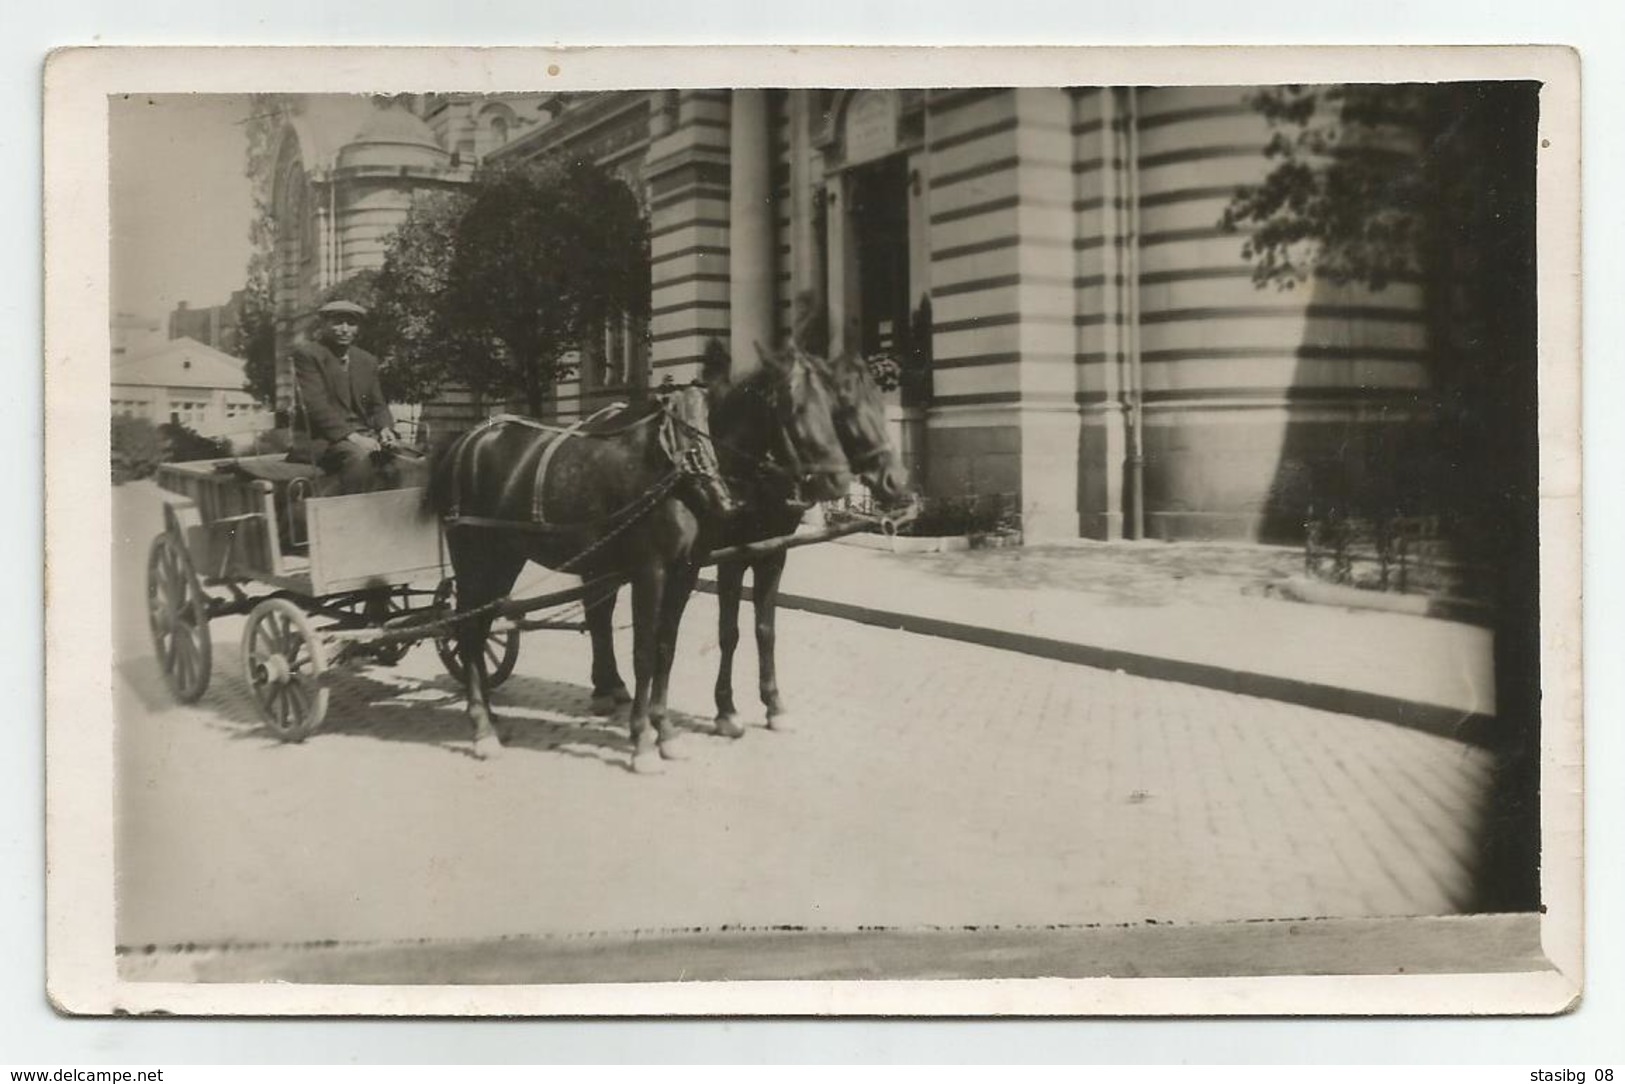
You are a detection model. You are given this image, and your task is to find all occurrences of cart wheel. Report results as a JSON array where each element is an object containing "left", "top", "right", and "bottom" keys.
[
  {"left": 241, "top": 597, "right": 330, "bottom": 742},
  {"left": 432, "top": 578, "right": 520, "bottom": 689},
  {"left": 147, "top": 533, "right": 212, "bottom": 704}
]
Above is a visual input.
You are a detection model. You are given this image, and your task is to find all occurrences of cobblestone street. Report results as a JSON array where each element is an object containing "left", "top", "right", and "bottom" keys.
[
  {"left": 116, "top": 610, "right": 1498, "bottom": 944},
  {"left": 114, "top": 486, "right": 1496, "bottom": 956}
]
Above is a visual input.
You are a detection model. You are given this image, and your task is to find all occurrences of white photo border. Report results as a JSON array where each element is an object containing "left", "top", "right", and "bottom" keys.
[{"left": 44, "top": 43, "right": 1583, "bottom": 1017}]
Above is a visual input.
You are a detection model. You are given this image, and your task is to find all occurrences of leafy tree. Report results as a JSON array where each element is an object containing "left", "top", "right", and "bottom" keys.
[
  {"left": 111, "top": 415, "right": 162, "bottom": 483},
  {"left": 1219, "top": 85, "right": 1434, "bottom": 291},
  {"left": 238, "top": 270, "right": 278, "bottom": 407},
  {"left": 1219, "top": 82, "right": 1537, "bottom": 534},
  {"left": 364, "top": 192, "right": 489, "bottom": 406},
  {"left": 371, "top": 157, "right": 650, "bottom": 417}
]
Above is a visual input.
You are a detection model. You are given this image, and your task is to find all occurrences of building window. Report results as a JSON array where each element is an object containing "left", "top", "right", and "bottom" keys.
[
  {"left": 476, "top": 104, "right": 518, "bottom": 159},
  {"left": 168, "top": 399, "right": 208, "bottom": 427},
  {"left": 585, "top": 312, "right": 648, "bottom": 392}
]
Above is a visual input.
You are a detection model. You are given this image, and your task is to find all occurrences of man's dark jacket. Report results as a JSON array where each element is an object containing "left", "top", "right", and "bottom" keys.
[{"left": 289, "top": 339, "right": 394, "bottom": 464}]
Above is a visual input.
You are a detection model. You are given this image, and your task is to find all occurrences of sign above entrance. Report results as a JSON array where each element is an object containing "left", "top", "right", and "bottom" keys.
[{"left": 844, "top": 90, "right": 900, "bottom": 167}]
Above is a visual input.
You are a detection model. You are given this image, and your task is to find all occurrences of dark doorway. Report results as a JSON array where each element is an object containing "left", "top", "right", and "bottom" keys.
[{"left": 849, "top": 156, "right": 911, "bottom": 360}]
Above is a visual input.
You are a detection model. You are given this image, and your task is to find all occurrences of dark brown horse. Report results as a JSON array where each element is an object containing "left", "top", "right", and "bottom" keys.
[
  {"left": 707, "top": 343, "right": 911, "bottom": 735},
  {"left": 428, "top": 349, "right": 855, "bottom": 772},
  {"left": 586, "top": 340, "right": 911, "bottom": 737},
  {"left": 578, "top": 344, "right": 859, "bottom": 734},
  {"left": 427, "top": 385, "right": 736, "bottom": 769}
]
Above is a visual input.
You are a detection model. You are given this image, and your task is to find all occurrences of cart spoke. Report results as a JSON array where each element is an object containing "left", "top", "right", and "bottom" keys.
[
  {"left": 256, "top": 620, "right": 279, "bottom": 662},
  {"left": 266, "top": 615, "right": 288, "bottom": 658},
  {"left": 286, "top": 680, "right": 309, "bottom": 723},
  {"left": 149, "top": 580, "right": 171, "bottom": 619},
  {"left": 174, "top": 635, "right": 194, "bottom": 688}
]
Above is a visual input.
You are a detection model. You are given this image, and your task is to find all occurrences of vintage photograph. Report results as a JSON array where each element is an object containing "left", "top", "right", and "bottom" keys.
[{"left": 46, "top": 47, "right": 1581, "bottom": 1015}]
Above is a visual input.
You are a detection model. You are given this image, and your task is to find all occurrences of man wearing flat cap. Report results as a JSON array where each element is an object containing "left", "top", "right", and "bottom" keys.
[{"left": 291, "top": 299, "right": 406, "bottom": 494}]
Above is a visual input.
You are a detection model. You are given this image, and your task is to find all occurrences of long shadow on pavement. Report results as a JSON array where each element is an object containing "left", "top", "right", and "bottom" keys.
[{"left": 118, "top": 646, "right": 717, "bottom": 774}]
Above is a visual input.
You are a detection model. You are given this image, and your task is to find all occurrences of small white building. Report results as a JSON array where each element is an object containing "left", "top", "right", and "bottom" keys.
[{"left": 110, "top": 336, "right": 273, "bottom": 450}]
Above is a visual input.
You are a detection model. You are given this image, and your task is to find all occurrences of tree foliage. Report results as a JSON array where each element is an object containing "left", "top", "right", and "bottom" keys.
[
  {"left": 111, "top": 415, "right": 162, "bottom": 483},
  {"left": 372, "top": 156, "right": 651, "bottom": 417},
  {"left": 1219, "top": 85, "right": 1434, "bottom": 292},
  {"left": 365, "top": 192, "right": 491, "bottom": 406},
  {"left": 238, "top": 271, "right": 278, "bottom": 407}
]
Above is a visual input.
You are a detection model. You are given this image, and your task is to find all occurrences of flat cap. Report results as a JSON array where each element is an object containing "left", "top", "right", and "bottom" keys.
[{"left": 317, "top": 299, "right": 368, "bottom": 318}]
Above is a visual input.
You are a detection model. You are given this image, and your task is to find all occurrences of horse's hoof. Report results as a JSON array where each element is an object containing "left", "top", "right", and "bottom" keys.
[
  {"left": 658, "top": 738, "right": 686, "bottom": 761},
  {"left": 630, "top": 750, "right": 667, "bottom": 775},
  {"left": 471, "top": 734, "right": 503, "bottom": 761},
  {"left": 714, "top": 713, "right": 745, "bottom": 740},
  {"left": 590, "top": 688, "right": 631, "bottom": 716},
  {"left": 766, "top": 710, "right": 792, "bottom": 732}
]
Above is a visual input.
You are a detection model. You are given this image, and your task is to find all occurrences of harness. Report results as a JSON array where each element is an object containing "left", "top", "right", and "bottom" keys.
[
  {"left": 441, "top": 399, "right": 719, "bottom": 535},
  {"left": 441, "top": 355, "right": 856, "bottom": 538},
  {"left": 531, "top": 403, "right": 627, "bottom": 522}
]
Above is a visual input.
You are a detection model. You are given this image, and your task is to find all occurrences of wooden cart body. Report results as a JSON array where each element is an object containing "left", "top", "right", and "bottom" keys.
[{"left": 156, "top": 456, "right": 444, "bottom": 596}]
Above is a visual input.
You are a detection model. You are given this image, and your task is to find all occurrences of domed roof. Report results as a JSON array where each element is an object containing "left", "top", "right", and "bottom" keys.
[{"left": 349, "top": 102, "right": 443, "bottom": 150}]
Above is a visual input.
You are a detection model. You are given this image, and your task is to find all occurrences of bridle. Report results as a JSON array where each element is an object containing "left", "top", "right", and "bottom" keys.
[
  {"left": 822, "top": 355, "right": 897, "bottom": 480},
  {"left": 653, "top": 389, "right": 731, "bottom": 496},
  {"left": 724, "top": 355, "right": 852, "bottom": 503}
]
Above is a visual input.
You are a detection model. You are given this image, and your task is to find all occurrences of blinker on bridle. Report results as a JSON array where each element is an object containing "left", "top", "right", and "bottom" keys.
[{"left": 762, "top": 357, "right": 850, "bottom": 488}]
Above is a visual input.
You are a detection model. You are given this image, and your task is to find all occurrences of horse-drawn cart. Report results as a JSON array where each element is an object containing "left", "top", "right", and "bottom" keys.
[
  {"left": 146, "top": 449, "right": 907, "bottom": 746},
  {"left": 146, "top": 455, "right": 577, "bottom": 742}
]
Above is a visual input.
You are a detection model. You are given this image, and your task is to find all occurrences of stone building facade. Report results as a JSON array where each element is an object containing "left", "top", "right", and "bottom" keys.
[
  {"left": 266, "top": 88, "right": 1432, "bottom": 543},
  {"left": 492, "top": 87, "right": 1429, "bottom": 543},
  {"left": 267, "top": 96, "right": 460, "bottom": 407}
]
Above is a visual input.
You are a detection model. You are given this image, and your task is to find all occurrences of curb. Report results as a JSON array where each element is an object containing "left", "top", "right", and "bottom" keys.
[{"left": 696, "top": 580, "right": 1497, "bottom": 748}]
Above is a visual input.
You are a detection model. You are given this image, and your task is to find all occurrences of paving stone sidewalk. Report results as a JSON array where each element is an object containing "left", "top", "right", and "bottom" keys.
[{"left": 703, "top": 533, "right": 1497, "bottom": 734}]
